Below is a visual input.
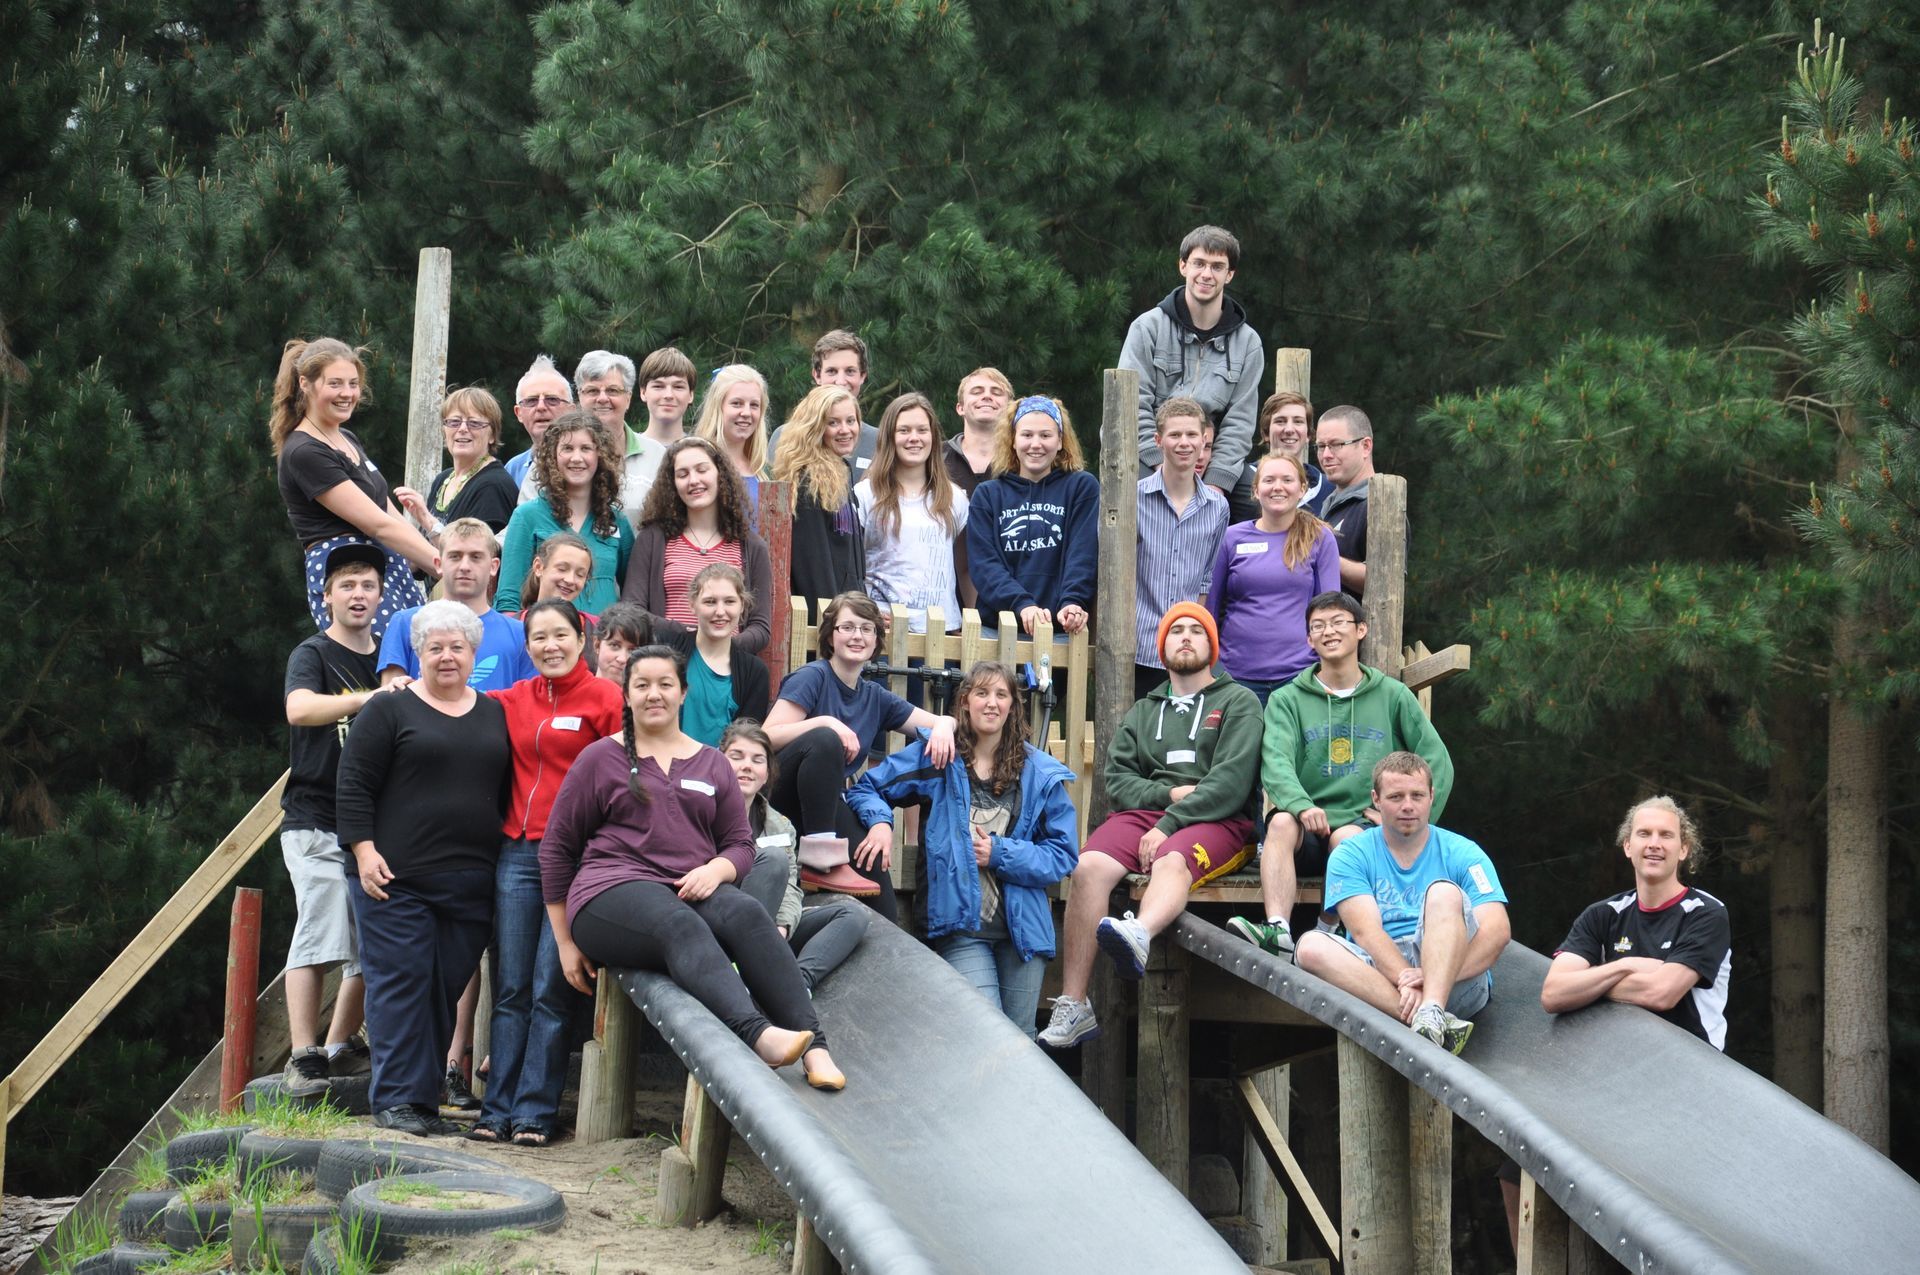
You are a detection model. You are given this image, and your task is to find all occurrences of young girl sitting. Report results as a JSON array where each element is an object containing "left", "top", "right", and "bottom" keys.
[
  {"left": 669, "top": 563, "right": 770, "bottom": 747},
  {"left": 963, "top": 396, "right": 1099, "bottom": 637},
  {"left": 719, "top": 722, "right": 871, "bottom": 992},
  {"left": 515, "top": 532, "right": 598, "bottom": 619},
  {"left": 848, "top": 661, "right": 1078, "bottom": 1038}
]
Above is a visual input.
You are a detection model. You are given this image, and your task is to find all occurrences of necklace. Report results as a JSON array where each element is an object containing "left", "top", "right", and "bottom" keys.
[
  {"left": 683, "top": 528, "right": 723, "bottom": 553},
  {"left": 435, "top": 456, "right": 494, "bottom": 513}
]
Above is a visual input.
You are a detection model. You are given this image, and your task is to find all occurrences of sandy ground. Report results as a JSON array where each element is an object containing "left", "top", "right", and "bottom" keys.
[{"left": 379, "top": 1092, "right": 793, "bottom": 1275}]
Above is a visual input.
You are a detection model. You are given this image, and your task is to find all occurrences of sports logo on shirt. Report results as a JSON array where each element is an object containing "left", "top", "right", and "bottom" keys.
[
  {"left": 1203, "top": 709, "right": 1223, "bottom": 730},
  {"left": 469, "top": 656, "right": 500, "bottom": 687},
  {"left": 1614, "top": 936, "right": 1635, "bottom": 954},
  {"left": 1329, "top": 736, "right": 1353, "bottom": 765}
]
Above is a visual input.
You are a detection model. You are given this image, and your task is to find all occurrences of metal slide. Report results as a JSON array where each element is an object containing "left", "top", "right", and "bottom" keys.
[
  {"left": 1171, "top": 916, "right": 1920, "bottom": 1274},
  {"left": 618, "top": 918, "right": 1246, "bottom": 1275}
]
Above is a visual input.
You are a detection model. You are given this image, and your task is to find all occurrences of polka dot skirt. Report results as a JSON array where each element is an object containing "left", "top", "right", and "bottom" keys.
[{"left": 303, "top": 533, "right": 426, "bottom": 644}]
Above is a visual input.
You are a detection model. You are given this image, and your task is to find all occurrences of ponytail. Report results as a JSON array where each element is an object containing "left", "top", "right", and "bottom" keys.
[{"left": 269, "top": 337, "right": 368, "bottom": 457}]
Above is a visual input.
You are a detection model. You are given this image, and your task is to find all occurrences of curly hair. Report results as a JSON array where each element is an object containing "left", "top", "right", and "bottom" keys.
[
  {"left": 866, "top": 392, "right": 961, "bottom": 540},
  {"left": 639, "top": 436, "right": 752, "bottom": 544},
  {"left": 1616, "top": 795, "right": 1704, "bottom": 870},
  {"left": 954, "top": 661, "right": 1029, "bottom": 797},
  {"left": 771, "top": 385, "right": 858, "bottom": 511},
  {"left": 534, "top": 408, "right": 623, "bottom": 538}
]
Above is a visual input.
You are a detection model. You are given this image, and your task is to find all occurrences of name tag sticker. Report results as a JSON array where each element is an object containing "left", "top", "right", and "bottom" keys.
[
  {"left": 1235, "top": 541, "right": 1269, "bottom": 555},
  {"left": 855, "top": 456, "right": 872, "bottom": 470},
  {"left": 1469, "top": 864, "right": 1493, "bottom": 895},
  {"left": 1167, "top": 749, "right": 1197, "bottom": 764},
  {"left": 757, "top": 833, "right": 794, "bottom": 849},
  {"left": 680, "top": 779, "right": 716, "bottom": 796},
  {"left": 551, "top": 716, "right": 582, "bottom": 731}
]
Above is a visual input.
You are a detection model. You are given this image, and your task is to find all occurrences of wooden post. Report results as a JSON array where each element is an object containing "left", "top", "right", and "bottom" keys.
[
  {"left": 1136, "top": 944, "right": 1190, "bottom": 1194},
  {"left": 1409, "top": 1088, "right": 1453, "bottom": 1275},
  {"left": 577, "top": 975, "right": 636, "bottom": 1142},
  {"left": 1242, "top": 1065, "right": 1290, "bottom": 1264},
  {"left": 758, "top": 479, "right": 795, "bottom": 696},
  {"left": 219, "top": 888, "right": 264, "bottom": 1112},
  {"left": 1274, "top": 348, "right": 1312, "bottom": 398},
  {"left": 403, "top": 247, "right": 454, "bottom": 496},
  {"left": 1516, "top": 1172, "right": 1568, "bottom": 1275},
  {"left": 1235, "top": 1071, "right": 1341, "bottom": 1264},
  {"left": 1337, "top": 1036, "right": 1413, "bottom": 1274},
  {"left": 792, "top": 1214, "right": 839, "bottom": 1275},
  {"left": 681, "top": 1076, "right": 732, "bottom": 1222},
  {"left": 1358, "top": 474, "right": 1408, "bottom": 675}
]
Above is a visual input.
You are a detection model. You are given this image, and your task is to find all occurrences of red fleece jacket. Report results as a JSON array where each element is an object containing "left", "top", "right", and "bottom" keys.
[{"left": 489, "top": 659, "right": 625, "bottom": 840}]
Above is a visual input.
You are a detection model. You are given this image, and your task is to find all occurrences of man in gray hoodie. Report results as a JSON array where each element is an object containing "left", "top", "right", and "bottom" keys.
[{"left": 1118, "top": 225, "right": 1266, "bottom": 496}]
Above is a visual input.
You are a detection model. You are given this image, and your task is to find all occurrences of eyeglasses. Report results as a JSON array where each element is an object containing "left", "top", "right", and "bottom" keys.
[
  {"left": 833, "top": 623, "right": 877, "bottom": 637},
  {"left": 442, "top": 417, "right": 489, "bottom": 433},
  {"left": 1307, "top": 618, "right": 1357, "bottom": 635},
  {"left": 581, "top": 385, "right": 631, "bottom": 399},
  {"left": 1316, "top": 437, "right": 1365, "bottom": 454},
  {"left": 517, "top": 394, "right": 568, "bottom": 408}
]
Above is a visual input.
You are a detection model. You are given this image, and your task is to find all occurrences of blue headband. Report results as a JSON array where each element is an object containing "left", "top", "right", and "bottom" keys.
[{"left": 1014, "top": 395, "right": 1062, "bottom": 427}]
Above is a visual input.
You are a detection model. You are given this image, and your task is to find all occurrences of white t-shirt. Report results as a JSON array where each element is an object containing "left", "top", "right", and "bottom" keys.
[{"left": 852, "top": 480, "right": 970, "bottom": 633}]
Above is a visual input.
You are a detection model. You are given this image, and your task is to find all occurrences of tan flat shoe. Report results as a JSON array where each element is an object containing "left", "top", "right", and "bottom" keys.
[{"left": 757, "top": 1028, "right": 814, "bottom": 1068}]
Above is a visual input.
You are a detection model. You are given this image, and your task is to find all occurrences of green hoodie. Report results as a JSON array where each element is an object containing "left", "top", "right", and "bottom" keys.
[
  {"left": 1261, "top": 664, "right": 1454, "bottom": 828},
  {"left": 1107, "top": 673, "right": 1264, "bottom": 834}
]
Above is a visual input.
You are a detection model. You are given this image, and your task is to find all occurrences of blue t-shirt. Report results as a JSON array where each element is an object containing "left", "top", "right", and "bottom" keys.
[
  {"left": 504, "top": 450, "right": 533, "bottom": 488},
  {"left": 775, "top": 660, "right": 913, "bottom": 778},
  {"left": 1324, "top": 824, "right": 1507, "bottom": 942},
  {"left": 682, "top": 654, "right": 737, "bottom": 747},
  {"left": 377, "top": 606, "right": 537, "bottom": 692}
]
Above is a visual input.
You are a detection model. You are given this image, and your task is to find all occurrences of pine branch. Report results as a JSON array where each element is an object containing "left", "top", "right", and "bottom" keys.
[{"left": 1569, "top": 32, "right": 1797, "bottom": 120}]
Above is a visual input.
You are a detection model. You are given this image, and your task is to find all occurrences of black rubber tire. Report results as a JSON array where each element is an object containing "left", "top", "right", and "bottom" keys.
[
  {"left": 111, "top": 1245, "right": 171, "bottom": 1274},
  {"left": 115, "top": 1190, "right": 177, "bottom": 1242},
  {"left": 238, "top": 1128, "right": 330, "bottom": 1180},
  {"left": 299, "top": 1226, "right": 344, "bottom": 1275},
  {"left": 245, "top": 1072, "right": 373, "bottom": 1117},
  {"left": 69, "top": 1252, "right": 116, "bottom": 1274},
  {"left": 314, "top": 1138, "right": 500, "bottom": 1201},
  {"left": 230, "top": 1201, "right": 339, "bottom": 1271},
  {"left": 342, "top": 1169, "right": 565, "bottom": 1259},
  {"left": 161, "top": 1197, "right": 233, "bottom": 1249},
  {"left": 163, "top": 1124, "right": 254, "bottom": 1183}
]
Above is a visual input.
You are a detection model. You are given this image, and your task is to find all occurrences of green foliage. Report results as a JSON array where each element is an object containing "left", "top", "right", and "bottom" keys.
[{"left": 44, "top": 1206, "right": 115, "bottom": 1275}]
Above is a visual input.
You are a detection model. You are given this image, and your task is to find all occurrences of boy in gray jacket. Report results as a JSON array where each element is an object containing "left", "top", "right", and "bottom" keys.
[{"left": 1118, "top": 225, "right": 1266, "bottom": 496}]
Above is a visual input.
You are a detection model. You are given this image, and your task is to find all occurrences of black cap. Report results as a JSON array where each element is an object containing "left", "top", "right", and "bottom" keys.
[{"left": 323, "top": 542, "right": 389, "bottom": 577}]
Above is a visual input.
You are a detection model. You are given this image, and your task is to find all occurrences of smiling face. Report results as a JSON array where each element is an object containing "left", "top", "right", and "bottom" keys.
[
  {"left": 441, "top": 410, "right": 493, "bottom": 466},
  {"left": 825, "top": 399, "right": 861, "bottom": 458},
  {"left": 515, "top": 370, "right": 571, "bottom": 444},
  {"left": 625, "top": 654, "right": 686, "bottom": 732},
  {"left": 554, "top": 428, "right": 600, "bottom": 491},
  {"left": 722, "top": 738, "right": 770, "bottom": 802},
  {"left": 693, "top": 578, "right": 743, "bottom": 639},
  {"left": 815, "top": 350, "right": 867, "bottom": 397},
  {"left": 1267, "top": 402, "right": 1312, "bottom": 461},
  {"left": 526, "top": 608, "right": 585, "bottom": 678},
  {"left": 1316, "top": 419, "right": 1373, "bottom": 486},
  {"left": 963, "top": 674, "right": 1015, "bottom": 737},
  {"left": 1156, "top": 413, "right": 1207, "bottom": 478},
  {"left": 534, "top": 545, "right": 592, "bottom": 603},
  {"left": 1256, "top": 454, "right": 1305, "bottom": 518},
  {"left": 1013, "top": 412, "right": 1062, "bottom": 479},
  {"left": 890, "top": 406, "right": 936, "bottom": 468},
  {"left": 642, "top": 375, "right": 691, "bottom": 431},
  {"left": 823, "top": 603, "right": 877, "bottom": 665},
  {"left": 439, "top": 533, "right": 499, "bottom": 605},
  {"left": 302, "top": 359, "right": 362, "bottom": 430},
  {"left": 720, "top": 383, "right": 764, "bottom": 446},
  {"left": 1623, "top": 805, "right": 1689, "bottom": 887},
  {"left": 674, "top": 449, "right": 719, "bottom": 513},
  {"left": 957, "top": 374, "right": 1009, "bottom": 432},
  {"left": 578, "top": 371, "right": 633, "bottom": 431},
  {"left": 1373, "top": 768, "right": 1434, "bottom": 841},
  {"left": 324, "top": 564, "right": 382, "bottom": 633},
  {"left": 419, "top": 628, "right": 476, "bottom": 693},
  {"left": 1306, "top": 603, "right": 1365, "bottom": 663},
  {"left": 1179, "top": 247, "right": 1234, "bottom": 306}
]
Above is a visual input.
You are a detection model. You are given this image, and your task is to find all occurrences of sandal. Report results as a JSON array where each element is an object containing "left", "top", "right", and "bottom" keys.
[
  {"left": 466, "top": 1122, "right": 508, "bottom": 1143},
  {"left": 510, "top": 1125, "right": 552, "bottom": 1147}
]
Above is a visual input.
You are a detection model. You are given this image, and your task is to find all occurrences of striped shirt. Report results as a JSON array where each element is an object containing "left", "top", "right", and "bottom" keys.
[
  {"left": 661, "top": 535, "right": 744, "bottom": 627},
  {"left": 1134, "top": 471, "right": 1230, "bottom": 667}
]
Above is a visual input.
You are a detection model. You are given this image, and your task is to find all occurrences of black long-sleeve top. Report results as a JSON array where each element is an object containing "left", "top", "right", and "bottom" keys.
[{"left": 335, "top": 688, "right": 511, "bottom": 877}]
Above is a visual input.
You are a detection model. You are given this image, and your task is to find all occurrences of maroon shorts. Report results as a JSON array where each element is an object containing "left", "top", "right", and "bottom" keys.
[{"left": 1084, "top": 811, "right": 1255, "bottom": 887}]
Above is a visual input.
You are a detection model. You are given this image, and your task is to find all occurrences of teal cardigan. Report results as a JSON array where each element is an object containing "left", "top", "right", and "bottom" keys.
[{"left": 495, "top": 497, "right": 634, "bottom": 614}]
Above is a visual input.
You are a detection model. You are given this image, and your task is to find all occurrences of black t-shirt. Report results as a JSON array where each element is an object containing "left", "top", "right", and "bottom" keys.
[
  {"left": 279, "top": 429, "right": 394, "bottom": 546},
  {"left": 943, "top": 438, "right": 990, "bottom": 498},
  {"left": 1324, "top": 486, "right": 1369, "bottom": 563},
  {"left": 282, "top": 634, "right": 379, "bottom": 832},
  {"left": 334, "top": 689, "right": 511, "bottom": 877},
  {"left": 427, "top": 461, "right": 519, "bottom": 533},
  {"left": 1557, "top": 886, "right": 1732, "bottom": 1049}
]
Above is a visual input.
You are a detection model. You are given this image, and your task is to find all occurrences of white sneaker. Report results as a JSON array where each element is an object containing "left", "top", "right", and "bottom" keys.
[
  {"left": 1037, "top": 996, "right": 1100, "bottom": 1048},
  {"left": 1096, "top": 912, "right": 1151, "bottom": 980},
  {"left": 1410, "top": 1003, "right": 1449, "bottom": 1049}
]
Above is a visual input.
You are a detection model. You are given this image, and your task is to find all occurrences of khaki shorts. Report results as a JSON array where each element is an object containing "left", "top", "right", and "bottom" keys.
[{"left": 281, "top": 828, "right": 360, "bottom": 976}]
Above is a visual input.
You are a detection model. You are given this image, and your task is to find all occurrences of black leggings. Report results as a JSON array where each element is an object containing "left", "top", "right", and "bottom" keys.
[
  {"left": 570, "top": 880, "right": 824, "bottom": 1049},
  {"left": 770, "top": 726, "right": 899, "bottom": 923}
]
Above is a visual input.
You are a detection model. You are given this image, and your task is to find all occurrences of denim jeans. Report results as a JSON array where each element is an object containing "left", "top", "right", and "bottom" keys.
[
  {"left": 479, "top": 838, "right": 577, "bottom": 1131},
  {"left": 935, "top": 932, "right": 1046, "bottom": 1040}
]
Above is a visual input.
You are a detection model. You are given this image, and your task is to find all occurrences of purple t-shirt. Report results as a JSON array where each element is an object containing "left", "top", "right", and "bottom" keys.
[
  {"left": 1207, "top": 521, "right": 1341, "bottom": 683},
  {"left": 539, "top": 736, "right": 756, "bottom": 922}
]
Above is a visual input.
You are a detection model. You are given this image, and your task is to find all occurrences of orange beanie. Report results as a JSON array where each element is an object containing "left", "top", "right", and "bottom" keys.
[{"left": 1156, "top": 601, "right": 1219, "bottom": 664}]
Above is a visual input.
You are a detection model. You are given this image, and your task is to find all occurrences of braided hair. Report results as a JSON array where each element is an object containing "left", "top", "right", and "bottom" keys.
[{"left": 619, "top": 643, "right": 689, "bottom": 806}]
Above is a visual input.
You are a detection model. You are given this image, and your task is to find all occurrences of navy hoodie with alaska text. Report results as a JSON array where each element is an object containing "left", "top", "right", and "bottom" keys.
[{"left": 964, "top": 468, "right": 1101, "bottom": 621}]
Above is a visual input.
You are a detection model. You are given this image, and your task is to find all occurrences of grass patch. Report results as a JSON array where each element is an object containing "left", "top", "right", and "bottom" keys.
[
  {"left": 429, "top": 1263, "right": 493, "bottom": 1275},
  {"left": 240, "top": 1168, "right": 314, "bottom": 1207},
  {"left": 375, "top": 1180, "right": 444, "bottom": 1204},
  {"left": 45, "top": 1207, "right": 114, "bottom": 1274},
  {"left": 249, "top": 1090, "right": 357, "bottom": 1139},
  {"left": 750, "top": 1217, "right": 793, "bottom": 1257},
  {"left": 177, "top": 1153, "right": 240, "bottom": 1204},
  {"left": 169, "top": 1104, "right": 252, "bottom": 1132},
  {"left": 492, "top": 1227, "right": 532, "bottom": 1242},
  {"left": 149, "top": 1239, "right": 233, "bottom": 1273},
  {"left": 129, "top": 1141, "right": 174, "bottom": 1192}
]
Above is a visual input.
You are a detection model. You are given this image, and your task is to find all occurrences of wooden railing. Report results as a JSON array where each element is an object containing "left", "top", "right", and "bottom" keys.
[{"left": 0, "top": 773, "right": 288, "bottom": 1207}]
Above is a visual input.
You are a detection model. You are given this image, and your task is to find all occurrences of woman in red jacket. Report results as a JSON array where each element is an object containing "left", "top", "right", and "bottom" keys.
[{"left": 474, "top": 599, "right": 624, "bottom": 1145}]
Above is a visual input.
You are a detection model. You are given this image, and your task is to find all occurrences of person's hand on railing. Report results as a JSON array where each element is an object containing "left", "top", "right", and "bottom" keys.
[
  {"left": 1019, "top": 605, "right": 1051, "bottom": 636},
  {"left": 1056, "top": 604, "right": 1088, "bottom": 635}
]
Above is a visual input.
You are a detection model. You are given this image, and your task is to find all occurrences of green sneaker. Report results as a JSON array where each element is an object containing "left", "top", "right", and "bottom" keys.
[
  {"left": 1225, "top": 915, "right": 1296, "bottom": 957},
  {"left": 1442, "top": 1012, "right": 1476, "bottom": 1056}
]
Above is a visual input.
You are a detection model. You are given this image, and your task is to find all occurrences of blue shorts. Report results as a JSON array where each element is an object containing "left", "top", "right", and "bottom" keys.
[{"left": 1324, "top": 890, "right": 1492, "bottom": 1018}]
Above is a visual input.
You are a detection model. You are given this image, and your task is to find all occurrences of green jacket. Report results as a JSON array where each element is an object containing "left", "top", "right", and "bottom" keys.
[
  {"left": 1107, "top": 674, "right": 1264, "bottom": 834},
  {"left": 1260, "top": 663, "right": 1453, "bottom": 829}
]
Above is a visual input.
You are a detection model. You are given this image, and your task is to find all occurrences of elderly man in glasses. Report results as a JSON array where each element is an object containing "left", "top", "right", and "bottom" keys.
[
  {"left": 1314, "top": 406, "right": 1379, "bottom": 598},
  {"left": 1224, "top": 590, "right": 1455, "bottom": 958},
  {"left": 503, "top": 355, "right": 575, "bottom": 489}
]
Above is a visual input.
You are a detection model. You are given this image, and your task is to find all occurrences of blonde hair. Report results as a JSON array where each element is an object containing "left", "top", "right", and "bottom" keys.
[
  {"left": 771, "top": 385, "right": 858, "bottom": 510},
  {"left": 441, "top": 386, "right": 503, "bottom": 456},
  {"left": 269, "top": 338, "right": 369, "bottom": 456},
  {"left": 694, "top": 365, "right": 772, "bottom": 475},
  {"left": 1254, "top": 453, "right": 1331, "bottom": 570},
  {"left": 867, "top": 393, "right": 961, "bottom": 539},
  {"left": 1617, "top": 795, "right": 1703, "bottom": 867},
  {"left": 990, "top": 397, "right": 1085, "bottom": 477}
]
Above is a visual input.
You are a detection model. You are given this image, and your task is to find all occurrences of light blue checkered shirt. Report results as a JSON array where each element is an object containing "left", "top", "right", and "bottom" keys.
[{"left": 1134, "top": 471, "right": 1230, "bottom": 667}]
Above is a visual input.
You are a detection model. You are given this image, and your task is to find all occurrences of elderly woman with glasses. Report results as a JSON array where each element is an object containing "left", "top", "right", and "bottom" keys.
[
  {"left": 336, "top": 599, "right": 512, "bottom": 1137},
  {"left": 396, "top": 388, "right": 520, "bottom": 538},
  {"left": 762, "top": 591, "right": 956, "bottom": 924}
]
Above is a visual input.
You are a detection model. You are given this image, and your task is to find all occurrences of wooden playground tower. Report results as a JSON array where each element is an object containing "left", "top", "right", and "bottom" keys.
[{"left": 2, "top": 248, "right": 1610, "bottom": 1274}]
